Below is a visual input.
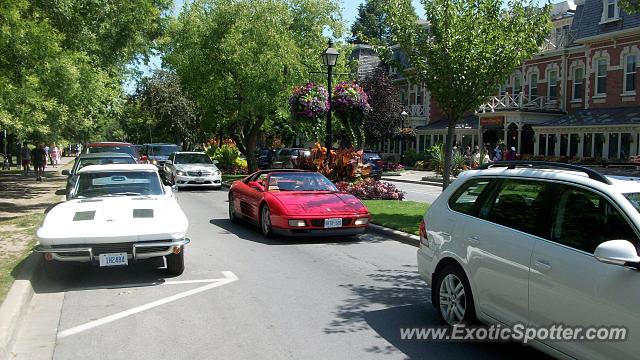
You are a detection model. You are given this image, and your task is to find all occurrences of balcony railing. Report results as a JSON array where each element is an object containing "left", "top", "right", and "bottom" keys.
[
  {"left": 407, "top": 104, "right": 426, "bottom": 117},
  {"left": 540, "top": 31, "right": 576, "bottom": 52},
  {"left": 477, "top": 92, "right": 562, "bottom": 113}
]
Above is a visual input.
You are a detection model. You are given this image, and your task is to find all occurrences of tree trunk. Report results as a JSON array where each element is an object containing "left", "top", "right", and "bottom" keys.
[
  {"left": 442, "top": 115, "right": 458, "bottom": 190},
  {"left": 245, "top": 132, "right": 258, "bottom": 172}
]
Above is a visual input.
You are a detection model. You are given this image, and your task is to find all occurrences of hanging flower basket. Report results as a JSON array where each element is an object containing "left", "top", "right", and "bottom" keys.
[
  {"left": 331, "top": 81, "right": 371, "bottom": 115},
  {"left": 289, "top": 83, "right": 329, "bottom": 121}
]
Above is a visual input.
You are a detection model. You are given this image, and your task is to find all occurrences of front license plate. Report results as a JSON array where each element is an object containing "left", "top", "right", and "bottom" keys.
[
  {"left": 99, "top": 253, "right": 128, "bottom": 267},
  {"left": 324, "top": 218, "right": 342, "bottom": 228},
  {"left": 196, "top": 177, "right": 205, "bottom": 183}
]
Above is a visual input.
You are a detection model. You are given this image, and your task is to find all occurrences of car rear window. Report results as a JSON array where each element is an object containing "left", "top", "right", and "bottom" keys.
[
  {"left": 364, "top": 152, "right": 381, "bottom": 160},
  {"left": 624, "top": 193, "right": 640, "bottom": 214},
  {"left": 88, "top": 146, "right": 135, "bottom": 156},
  {"left": 449, "top": 178, "right": 491, "bottom": 215}
]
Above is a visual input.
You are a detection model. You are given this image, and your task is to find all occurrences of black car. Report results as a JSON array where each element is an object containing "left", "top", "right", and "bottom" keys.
[
  {"left": 257, "top": 148, "right": 274, "bottom": 169},
  {"left": 363, "top": 150, "right": 384, "bottom": 179},
  {"left": 141, "top": 143, "right": 181, "bottom": 175},
  {"left": 62, "top": 152, "right": 137, "bottom": 198}
]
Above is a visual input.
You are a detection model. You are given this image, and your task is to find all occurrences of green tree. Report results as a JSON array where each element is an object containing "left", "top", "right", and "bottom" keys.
[
  {"left": 166, "top": 0, "right": 344, "bottom": 171},
  {"left": 133, "top": 70, "right": 200, "bottom": 147},
  {"left": 383, "top": 0, "right": 551, "bottom": 188},
  {"left": 620, "top": 0, "right": 640, "bottom": 13},
  {"left": 349, "top": 0, "right": 416, "bottom": 45}
]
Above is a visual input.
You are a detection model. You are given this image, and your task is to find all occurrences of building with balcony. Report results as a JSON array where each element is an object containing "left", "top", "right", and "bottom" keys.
[{"left": 352, "top": 0, "right": 640, "bottom": 160}]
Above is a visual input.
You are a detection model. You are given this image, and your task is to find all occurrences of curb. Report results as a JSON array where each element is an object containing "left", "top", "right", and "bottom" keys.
[
  {"left": 0, "top": 253, "right": 41, "bottom": 360},
  {"left": 221, "top": 182, "right": 231, "bottom": 190},
  {"left": 368, "top": 224, "right": 420, "bottom": 247},
  {"left": 381, "top": 177, "right": 443, "bottom": 187}
]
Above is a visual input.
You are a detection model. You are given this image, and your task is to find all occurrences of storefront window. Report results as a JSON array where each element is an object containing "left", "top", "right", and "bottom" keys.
[
  {"left": 583, "top": 133, "right": 593, "bottom": 157},
  {"left": 560, "top": 134, "right": 569, "bottom": 156},
  {"left": 609, "top": 133, "right": 619, "bottom": 159},
  {"left": 570, "top": 134, "right": 579, "bottom": 157},
  {"left": 539, "top": 134, "right": 547, "bottom": 156},
  {"left": 621, "top": 133, "right": 632, "bottom": 160},
  {"left": 547, "top": 134, "right": 557, "bottom": 156},
  {"left": 594, "top": 133, "right": 605, "bottom": 158}
]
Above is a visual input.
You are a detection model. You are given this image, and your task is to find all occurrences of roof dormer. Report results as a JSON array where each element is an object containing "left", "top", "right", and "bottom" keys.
[{"left": 600, "top": 0, "right": 621, "bottom": 24}]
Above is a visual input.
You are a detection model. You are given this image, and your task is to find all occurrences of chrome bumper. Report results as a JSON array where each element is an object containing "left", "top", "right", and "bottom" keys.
[{"left": 35, "top": 238, "right": 190, "bottom": 263}]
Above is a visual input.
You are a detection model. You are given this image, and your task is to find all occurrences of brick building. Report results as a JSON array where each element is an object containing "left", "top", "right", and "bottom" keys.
[{"left": 352, "top": 0, "right": 640, "bottom": 160}]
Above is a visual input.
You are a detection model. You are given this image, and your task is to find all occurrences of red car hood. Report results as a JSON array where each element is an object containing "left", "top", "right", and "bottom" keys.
[{"left": 271, "top": 192, "right": 365, "bottom": 215}]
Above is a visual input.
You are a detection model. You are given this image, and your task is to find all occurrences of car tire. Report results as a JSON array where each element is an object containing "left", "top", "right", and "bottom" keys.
[
  {"left": 229, "top": 195, "right": 239, "bottom": 223},
  {"left": 434, "top": 264, "right": 477, "bottom": 325},
  {"left": 166, "top": 250, "right": 185, "bottom": 276},
  {"left": 260, "top": 205, "right": 273, "bottom": 237}
]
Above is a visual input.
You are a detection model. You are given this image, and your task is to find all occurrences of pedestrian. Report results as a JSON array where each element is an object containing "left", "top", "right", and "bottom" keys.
[
  {"left": 31, "top": 143, "right": 47, "bottom": 181},
  {"left": 507, "top": 146, "right": 517, "bottom": 161},
  {"left": 20, "top": 142, "right": 31, "bottom": 176},
  {"left": 50, "top": 143, "right": 60, "bottom": 167},
  {"left": 492, "top": 145, "right": 502, "bottom": 162},
  {"left": 44, "top": 144, "right": 50, "bottom": 165}
]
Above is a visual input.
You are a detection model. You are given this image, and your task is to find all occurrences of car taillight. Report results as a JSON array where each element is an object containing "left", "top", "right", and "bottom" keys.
[
  {"left": 419, "top": 219, "right": 428, "bottom": 247},
  {"left": 376, "top": 160, "right": 384, "bottom": 166}
]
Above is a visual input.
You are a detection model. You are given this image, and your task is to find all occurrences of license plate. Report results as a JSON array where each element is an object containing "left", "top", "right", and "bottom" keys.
[
  {"left": 196, "top": 177, "right": 205, "bottom": 183},
  {"left": 324, "top": 218, "right": 342, "bottom": 228},
  {"left": 99, "top": 253, "right": 128, "bottom": 267}
]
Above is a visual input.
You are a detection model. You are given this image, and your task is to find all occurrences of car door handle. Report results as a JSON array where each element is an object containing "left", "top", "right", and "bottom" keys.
[
  {"left": 534, "top": 259, "right": 552, "bottom": 272},
  {"left": 467, "top": 235, "right": 480, "bottom": 244}
]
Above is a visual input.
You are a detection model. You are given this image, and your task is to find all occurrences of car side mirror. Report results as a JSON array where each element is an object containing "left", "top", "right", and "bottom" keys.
[
  {"left": 247, "top": 181, "right": 264, "bottom": 191},
  {"left": 61, "top": 169, "right": 70, "bottom": 176},
  {"left": 594, "top": 240, "right": 640, "bottom": 268},
  {"left": 165, "top": 160, "right": 172, "bottom": 165}
]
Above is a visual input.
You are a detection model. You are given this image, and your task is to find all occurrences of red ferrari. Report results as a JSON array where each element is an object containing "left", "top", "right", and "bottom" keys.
[{"left": 228, "top": 170, "right": 370, "bottom": 237}]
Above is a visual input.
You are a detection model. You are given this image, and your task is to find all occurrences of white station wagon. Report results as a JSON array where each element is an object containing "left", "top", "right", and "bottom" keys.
[
  {"left": 418, "top": 161, "right": 640, "bottom": 360},
  {"left": 37, "top": 164, "right": 189, "bottom": 275}
]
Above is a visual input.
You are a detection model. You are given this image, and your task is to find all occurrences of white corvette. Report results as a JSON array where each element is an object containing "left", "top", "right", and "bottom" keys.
[{"left": 36, "top": 164, "right": 189, "bottom": 275}]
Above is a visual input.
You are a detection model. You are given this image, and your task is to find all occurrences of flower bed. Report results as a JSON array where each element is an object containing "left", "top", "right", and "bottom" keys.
[{"left": 336, "top": 178, "right": 405, "bottom": 200}]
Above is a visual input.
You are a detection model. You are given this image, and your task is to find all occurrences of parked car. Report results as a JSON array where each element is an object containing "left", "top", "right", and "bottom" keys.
[
  {"left": 163, "top": 151, "right": 222, "bottom": 189},
  {"left": 418, "top": 161, "right": 640, "bottom": 359},
  {"left": 141, "top": 143, "right": 181, "bottom": 175},
  {"left": 62, "top": 152, "right": 137, "bottom": 198},
  {"left": 228, "top": 169, "right": 370, "bottom": 237},
  {"left": 363, "top": 150, "right": 384, "bottom": 179},
  {"left": 257, "top": 148, "right": 274, "bottom": 169},
  {"left": 85, "top": 142, "right": 141, "bottom": 162},
  {"left": 36, "top": 164, "right": 189, "bottom": 275},
  {"left": 271, "top": 148, "right": 311, "bottom": 169}
]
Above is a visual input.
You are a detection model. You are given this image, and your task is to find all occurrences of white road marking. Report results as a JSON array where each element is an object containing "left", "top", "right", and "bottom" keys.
[
  {"left": 57, "top": 271, "right": 238, "bottom": 339},
  {"left": 67, "top": 278, "right": 229, "bottom": 292}
]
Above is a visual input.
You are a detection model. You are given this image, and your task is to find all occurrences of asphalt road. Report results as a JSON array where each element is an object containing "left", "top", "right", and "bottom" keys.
[
  {"left": 12, "top": 188, "right": 546, "bottom": 360},
  {"left": 385, "top": 181, "right": 443, "bottom": 204}
]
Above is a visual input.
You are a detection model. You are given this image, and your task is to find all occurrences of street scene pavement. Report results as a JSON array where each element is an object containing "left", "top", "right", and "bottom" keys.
[{"left": 10, "top": 188, "right": 547, "bottom": 360}]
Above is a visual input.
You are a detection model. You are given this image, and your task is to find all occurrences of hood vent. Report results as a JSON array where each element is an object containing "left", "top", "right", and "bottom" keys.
[
  {"left": 73, "top": 211, "right": 96, "bottom": 221},
  {"left": 133, "top": 209, "right": 154, "bottom": 218}
]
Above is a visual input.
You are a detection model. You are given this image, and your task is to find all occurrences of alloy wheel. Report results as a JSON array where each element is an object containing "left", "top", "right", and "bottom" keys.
[
  {"left": 261, "top": 206, "right": 272, "bottom": 236},
  {"left": 438, "top": 273, "right": 466, "bottom": 325}
]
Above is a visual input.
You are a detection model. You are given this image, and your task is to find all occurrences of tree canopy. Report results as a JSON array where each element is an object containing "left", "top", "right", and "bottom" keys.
[
  {"left": 360, "top": 67, "right": 402, "bottom": 145},
  {"left": 165, "top": 0, "right": 344, "bottom": 171},
  {"left": 383, "top": 0, "right": 551, "bottom": 188},
  {"left": 620, "top": 0, "right": 640, "bottom": 13},
  {"left": 0, "top": 0, "right": 171, "bottom": 143},
  {"left": 349, "top": 0, "right": 393, "bottom": 44}
]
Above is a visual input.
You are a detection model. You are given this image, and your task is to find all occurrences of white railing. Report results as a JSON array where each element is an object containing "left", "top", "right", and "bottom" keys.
[
  {"left": 407, "top": 104, "right": 426, "bottom": 117},
  {"left": 540, "top": 31, "right": 576, "bottom": 52},
  {"left": 477, "top": 92, "right": 562, "bottom": 113}
]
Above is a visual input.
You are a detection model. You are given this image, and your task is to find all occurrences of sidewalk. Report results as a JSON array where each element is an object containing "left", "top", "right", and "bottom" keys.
[{"left": 381, "top": 169, "right": 444, "bottom": 186}]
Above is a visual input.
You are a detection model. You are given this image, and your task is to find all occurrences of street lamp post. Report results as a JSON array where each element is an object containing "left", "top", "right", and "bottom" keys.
[
  {"left": 321, "top": 40, "right": 339, "bottom": 151},
  {"left": 400, "top": 110, "right": 409, "bottom": 162}
]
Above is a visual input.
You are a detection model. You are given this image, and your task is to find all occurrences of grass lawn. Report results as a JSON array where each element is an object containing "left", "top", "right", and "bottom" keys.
[
  {"left": 222, "top": 174, "right": 246, "bottom": 183},
  {"left": 0, "top": 213, "right": 42, "bottom": 302},
  {"left": 363, "top": 200, "right": 430, "bottom": 236}
]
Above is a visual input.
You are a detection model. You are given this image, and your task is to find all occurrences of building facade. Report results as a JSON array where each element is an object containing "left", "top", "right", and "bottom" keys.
[{"left": 352, "top": 0, "right": 640, "bottom": 161}]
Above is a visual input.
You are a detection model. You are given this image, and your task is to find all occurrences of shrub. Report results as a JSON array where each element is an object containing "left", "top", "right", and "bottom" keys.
[
  {"left": 336, "top": 178, "right": 405, "bottom": 200},
  {"left": 382, "top": 162, "right": 404, "bottom": 172},
  {"left": 402, "top": 149, "right": 427, "bottom": 166},
  {"left": 301, "top": 143, "right": 373, "bottom": 182},
  {"left": 211, "top": 144, "right": 242, "bottom": 172},
  {"left": 414, "top": 160, "right": 428, "bottom": 170}
]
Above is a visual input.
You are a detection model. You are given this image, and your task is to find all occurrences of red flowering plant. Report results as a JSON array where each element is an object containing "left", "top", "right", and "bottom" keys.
[
  {"left": 332, "top": 82, "right": 371, "bottom": 149},
  {"left": 335, "top": 178, "right": 405, "bottom": 200}
]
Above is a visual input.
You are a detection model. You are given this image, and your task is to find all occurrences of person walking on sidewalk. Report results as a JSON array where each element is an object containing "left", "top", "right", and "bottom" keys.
[
  {"left": 31, "top": 143, "right": 47, "bottom": 181},
  {"left": 50, "top": 143, "right": 60, "bottom": 167},
  {"left": 20, "top": 142, "right": 31, "bottom": 176}
]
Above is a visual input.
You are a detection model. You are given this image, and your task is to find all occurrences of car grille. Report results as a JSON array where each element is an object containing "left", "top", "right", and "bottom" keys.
[
  {"left": 309, "top": 218, "right": 353, "bottom": 227},
  {"left": 51, "top": 242, "right": 171, "bottom": 255},
  {"left": 187, "top": 171, "right": 212, "bottom": 177}
]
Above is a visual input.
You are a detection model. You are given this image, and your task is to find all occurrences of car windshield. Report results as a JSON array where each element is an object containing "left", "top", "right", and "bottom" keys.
[
  {"left": 623, "top": 193, "right": 640, "bottom": 213},
  {"left": 148, "top": 145, "right": 179, "bottom": 156},
  {"left": 88, "top": 146, "right": 136, "bottom": 157},
  {"left": 174, "top": 153, "right": 211, "bottom": 164},
  {"left": 75, "top": 157, "right": 136, "bottom": 172},
  {"left": 267, "top": 172, "right": 337, "bottom": 192},
  {"left": 75, "top": 171, "right": 163, "bottom": 198},
  {"left": 364, "top": 152, "right": 381, "bottom": 160}
]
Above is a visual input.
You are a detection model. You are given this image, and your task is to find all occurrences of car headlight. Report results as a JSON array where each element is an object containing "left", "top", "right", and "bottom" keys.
[
  {"left": 214, "top": 170, "right": 221, "bottom": 175},
  {"left": 354, "top": 218, "right": 369, "bottom": 226},
  {"left": 176, "top": 170, "right": 185, "bottom": 176},
  {"left": 288, "top": 219, "right": 306, "bottom": 227},
  {"left": 152, "top": 159, "right": 158, "bottom": 165}
]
